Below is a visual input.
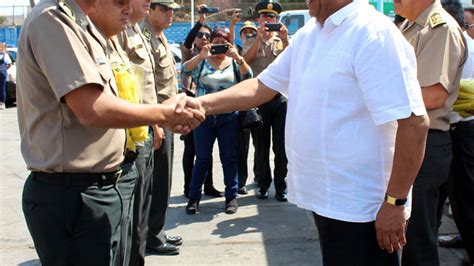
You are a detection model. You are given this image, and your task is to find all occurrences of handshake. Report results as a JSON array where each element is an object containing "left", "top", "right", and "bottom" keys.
[{"left": 161, "top": 93, "right": 206, "bottom": 134}]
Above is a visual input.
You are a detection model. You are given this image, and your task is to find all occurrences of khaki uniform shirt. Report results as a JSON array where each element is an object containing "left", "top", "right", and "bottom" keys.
[
  {"left": 401, "top": 1, "right": 467, "bottom": 131},
  {"left": 118, "top": 24, "right": 157, "bottom": 105},
  {"left": 16, "top": 0, "right": 125, "bottom": 172},
  {"left": 243, "top": 33, "right": 284, "bottom": 76},
  {"left": 141, "top": 19, "right": 177, "bottom": 103}
]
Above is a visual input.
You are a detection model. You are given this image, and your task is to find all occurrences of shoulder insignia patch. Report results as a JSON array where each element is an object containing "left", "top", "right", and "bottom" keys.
[
  {"left": 429, "top": 12, "right": 446, "bottom": 28},
  {"left": 143, "top": 28, "right": 152, "bottom": 42},
  {"left": 58, "top": 1, "right": 75, "bottom": 20}
]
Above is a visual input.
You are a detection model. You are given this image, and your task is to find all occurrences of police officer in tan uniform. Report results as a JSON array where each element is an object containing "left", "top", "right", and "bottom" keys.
[
  {"left": 17, "top": 0, "right": 203, "bottom": 264},
  {"left": 117, "top": 0, "right": 163, "bottom": 263},
  {"left": 395, "top": 1, "right": 467, "bottom": 265},
  {"left": 242, "top": 0, "right": 289, "bottom": 202},
  {"left": 141, "top": 0, "right": 182, "bottom": 255}
]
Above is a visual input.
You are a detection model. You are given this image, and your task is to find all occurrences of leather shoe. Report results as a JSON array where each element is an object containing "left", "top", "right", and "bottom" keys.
[
  {"left": 204, "top": 186, "right": 223, "bottom": 197},
  {"left": 238, "top": 186, "right": 248, "bottom": 195},
  {"left": 275, "top": 192, "right": 288, "bottom": 202},
  {"left": 166, "top": 235, "right": 183, "bottom": 246},
  {"left": 462, "top": 255, "right": 472, "bottom": 266},
  {"left": 438, "top": 234, "right": 463, "bottom": 248},
  {"left": 146, "top": 243, "right": 179, "bottom": 255},
  {"left": 256, "top": 188, "right": 268, "bottom": 199},
  {"left": 225, "top": 197, "right": 238, "bottom": 214}
]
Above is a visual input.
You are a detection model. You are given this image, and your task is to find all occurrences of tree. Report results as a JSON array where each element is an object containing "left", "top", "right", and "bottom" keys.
[{"left": 0, "top": 16, "right": 6, "bottom": 25}]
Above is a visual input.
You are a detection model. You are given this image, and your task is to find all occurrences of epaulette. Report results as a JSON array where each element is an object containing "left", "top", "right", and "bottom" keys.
[
  {"left": 143, "top": 28, "right": 151, "bottom": 42},
  {"left": 428, "top": 12, "right": 446, "bottom": 28},
  {"left": 58, "top": 0, "right": 75, "bottom": 20}
]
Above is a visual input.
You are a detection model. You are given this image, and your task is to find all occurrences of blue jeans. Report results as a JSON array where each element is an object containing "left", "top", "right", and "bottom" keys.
[{"left": 189, "top": 112, "right": 240, "bottom": 200}]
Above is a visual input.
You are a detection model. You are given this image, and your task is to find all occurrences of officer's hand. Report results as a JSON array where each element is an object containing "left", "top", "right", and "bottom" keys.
[
  {"left": 257, "top": 23, "right": 266, "bottom": 40},
  {"left": 162, "top": 94, "right": 205, "bottom": 134},
  {"left": 279, "top": 23, "right": 289, "bottom": 43},
  {"left": 152, "top": 125, "right": 165, "bottom": 150},
  {"left": 375, "top": 202, "right": 407, "bottom": 253},
  {"left": 199, "top": 44, "right": 212, "bottom": 60}
]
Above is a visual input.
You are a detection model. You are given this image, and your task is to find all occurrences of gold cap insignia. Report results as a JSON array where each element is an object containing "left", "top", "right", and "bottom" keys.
[{"left": 267, "top": 3, "right": 273, "bottom": 10}]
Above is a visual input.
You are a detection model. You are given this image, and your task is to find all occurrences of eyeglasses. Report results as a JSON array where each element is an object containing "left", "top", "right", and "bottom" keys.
[
  {"left": 197, "top": 32, "right": 211, "bottom": 39},
  {"left": 260, "top": 13, "right": 277, "bottom": 19},
  {"left": 465, "top": 23, "right": 474, "bottom": 29}
]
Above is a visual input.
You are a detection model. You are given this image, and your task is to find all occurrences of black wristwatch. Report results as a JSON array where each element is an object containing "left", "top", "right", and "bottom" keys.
[{"left": 384, "top": 193, "right": 407, "bottom": 206}]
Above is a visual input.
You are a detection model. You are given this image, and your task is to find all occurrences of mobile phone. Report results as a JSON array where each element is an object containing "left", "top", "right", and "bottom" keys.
[
  {"left": 265, "top": 23, "right": 281, "bottom": 32},
  {"left": 245, "top": 33, "right": 256, "bottom": 39},
  {"left": 198, "top": 6, "right": 219, "bottom": 14},
  {"left": 210, "top": 44, "right": 229, "bottom": 55}
]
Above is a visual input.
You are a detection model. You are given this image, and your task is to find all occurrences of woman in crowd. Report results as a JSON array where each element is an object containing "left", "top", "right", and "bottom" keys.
[
  {"left": 182, "top": 27, "right": 252, "bottom": 215},
  {"left": 180, "top": 9, "right": 222, "bottom": 198}
]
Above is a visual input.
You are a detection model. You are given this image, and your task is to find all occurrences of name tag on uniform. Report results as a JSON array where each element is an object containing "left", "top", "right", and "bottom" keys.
[{"left": 136, "top": 44, "right": 144, "bottom": 49}]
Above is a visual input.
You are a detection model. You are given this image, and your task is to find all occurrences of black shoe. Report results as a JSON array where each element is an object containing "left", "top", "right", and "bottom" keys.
[
  {"left": 146, "top": 243, "right": 180, "bottom": 255},
  {"left": 238, "top": 186, "right": 248, "bottom": 195},
  {"left": 204, "top": 186, "right": 223, "bottom": 197},
  {"left": 438, "top": 235, "right": 463, "bottom": 248},
  {"left": 256, "top": 188, "right": 269, "bottom": 199},
  {"left": 275, "top": 192, "right": 288, "bottom": 202},
  {"left": 462, "top": 255, "right": 472, "bottom": 266},
  {"left": 166, "top": 235, "right": 183, "bottom": 246},
  {"left": 186, "top": 199, "right": 200, "bottom": 215},
  {"left": 225, "top": 197, "right": 238, "bottom": 214}
]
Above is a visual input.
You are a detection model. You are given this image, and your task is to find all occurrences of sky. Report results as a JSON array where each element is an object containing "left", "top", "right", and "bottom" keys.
[{"left": 0, "top": 0, "right": 31, "bottom": 16}]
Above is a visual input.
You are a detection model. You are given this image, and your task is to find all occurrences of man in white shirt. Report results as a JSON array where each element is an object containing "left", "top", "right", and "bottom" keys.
[{"left": 188, "top": 0, "right": 430, "bottom": 265}]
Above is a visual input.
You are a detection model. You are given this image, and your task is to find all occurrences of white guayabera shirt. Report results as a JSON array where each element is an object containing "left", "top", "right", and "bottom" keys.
[{"left": 258, "top": 1, "right": 427, "bottom": 222}]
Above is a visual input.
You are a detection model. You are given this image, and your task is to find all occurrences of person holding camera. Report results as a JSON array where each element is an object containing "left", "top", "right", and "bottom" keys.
[
  {"left": 179, "top": 7, "right": 222, "bottom": 199},
  {"left": 242, "top": 0, "right": 289, "bottom": 202},
  {"left": 182, "top": 27, "right": 252, "bottom": 215}
]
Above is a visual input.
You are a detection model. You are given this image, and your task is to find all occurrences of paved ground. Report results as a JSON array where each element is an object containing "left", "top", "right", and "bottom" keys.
[{"left": 0, "top": 105, "right": 468, "bottom": 265}]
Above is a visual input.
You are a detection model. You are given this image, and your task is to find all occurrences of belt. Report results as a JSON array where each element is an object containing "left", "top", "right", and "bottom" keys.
[{"left": 31, "top": 170, "right": 122, "bottom": 186}]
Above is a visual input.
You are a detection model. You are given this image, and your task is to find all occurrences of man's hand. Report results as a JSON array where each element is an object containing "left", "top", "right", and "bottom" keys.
[
  {"left": 152, "top": 125, "right": 165, "bottom": 150},
  {"left": 279, "top": 24, "right": 289, "bottom": 45},
  {"left": 231, "top": 10, "right": 241, "bottom": 25},
  {"left": 375, "top": 202, "right": 407, "bottom": 253},
  {"left": 162, "top": 93, "right": 205, "bottom": 134}
]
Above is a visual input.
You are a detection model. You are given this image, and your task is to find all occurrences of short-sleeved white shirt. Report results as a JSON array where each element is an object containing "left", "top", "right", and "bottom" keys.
[{"left": 258, "top": 2, "right": 427, "bottom": 222}]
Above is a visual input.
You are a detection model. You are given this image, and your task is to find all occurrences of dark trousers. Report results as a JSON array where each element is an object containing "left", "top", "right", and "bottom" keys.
[
  {"left": 252, "top": 94, "right": 288, "bottom": 193},
  {"left": 182, "top": 131, "right": 214, "bottom": 194},
  {"left": 0, "top": 70, "right": 6, "bottom": 103},
  {"left": 449, "top": 120, "right": 474, "bottom": 262},
  {"left": 313, "top": 213, "right": 400, "bottom": 266},
  {"left": 129, "top": 134, "right": 154, "bottom": 266},
  {"left": 117, "top": 161, "right": 139, "bottom": 266},
  {"left": 189, "top": 113, "right": 240, "bottom": 200},
  {"left": 147, "top": 127, "right": 173, "bottom": 247},
  {"left": 22, "top": 173, "right": 122, "bottom": 266},
  {"left": 402, "top": 130, "right": 452, "bottom": 266},
  {"left": 237, "top": 129, "right": 251, "bottom": 188}
]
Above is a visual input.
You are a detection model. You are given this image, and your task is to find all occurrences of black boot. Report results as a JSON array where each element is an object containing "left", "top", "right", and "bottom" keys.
[
  {"left": 225, "top": 197, "right": 238, "bottom": 214},
  {"left": 186, "top": 199, "right": 200, "bottom": 215}
]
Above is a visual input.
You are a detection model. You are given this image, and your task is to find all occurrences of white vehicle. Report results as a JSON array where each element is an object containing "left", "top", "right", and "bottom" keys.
[{"left": 279, "top": 10, "right": 311, "bottom": 38}]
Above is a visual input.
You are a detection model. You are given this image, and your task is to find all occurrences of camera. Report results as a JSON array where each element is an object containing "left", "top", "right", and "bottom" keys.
[
  {"left": 210, "top": 44, "right": 229, "bottom": 55},
  {"left": 265, "top": 23, "right": 281, "bottom": 32},
  {"left": 198, "top": 6, "right": 219, "bottom": 14}
]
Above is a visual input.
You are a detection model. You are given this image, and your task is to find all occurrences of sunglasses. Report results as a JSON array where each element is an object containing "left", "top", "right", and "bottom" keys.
[{"left": 197, "top": 32, "right": 211, "bottom": 39}]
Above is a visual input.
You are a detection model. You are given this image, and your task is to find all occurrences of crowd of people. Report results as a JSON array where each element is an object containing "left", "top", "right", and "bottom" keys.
[{"left": 13, "top": 0, "right": 473, "bottom": 266}]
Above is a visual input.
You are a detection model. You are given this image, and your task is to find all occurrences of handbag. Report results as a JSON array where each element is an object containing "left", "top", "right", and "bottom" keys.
[{"left": 239, "top": 107, "right": 263, "bottom": 129}]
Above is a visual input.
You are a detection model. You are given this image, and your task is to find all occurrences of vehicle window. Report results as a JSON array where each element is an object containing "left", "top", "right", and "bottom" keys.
[{"left": 281, "top": 15, "right": 305, "bottom": 36}]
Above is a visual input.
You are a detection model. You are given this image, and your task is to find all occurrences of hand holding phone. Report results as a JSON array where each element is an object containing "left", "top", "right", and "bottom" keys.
[
  {"left": 265, "top": 23, "right": 281, "bottom": 32},
  {"left": 198, "top": 6, "right": 219, "bottom": 14}
]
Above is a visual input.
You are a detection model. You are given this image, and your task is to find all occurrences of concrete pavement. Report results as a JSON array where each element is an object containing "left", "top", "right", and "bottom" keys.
[{"left": 0, "top": 105, "right": 467, "bottom": 265}]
